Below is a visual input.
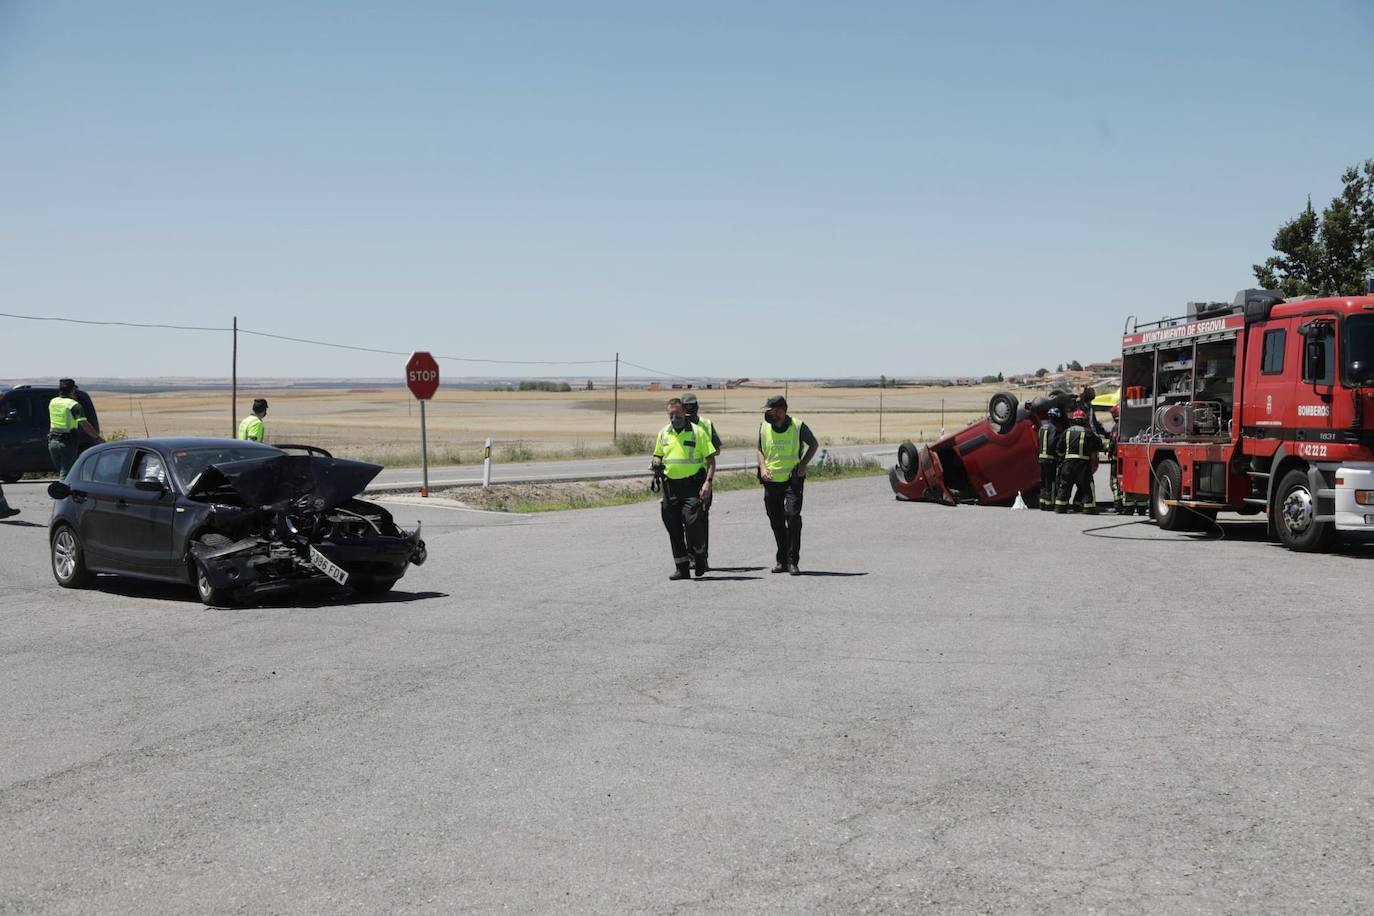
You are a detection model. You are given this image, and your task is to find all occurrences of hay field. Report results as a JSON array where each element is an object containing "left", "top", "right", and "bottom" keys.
[{"left": 88, "top": 382, "right": 1045, "bottom": 462}]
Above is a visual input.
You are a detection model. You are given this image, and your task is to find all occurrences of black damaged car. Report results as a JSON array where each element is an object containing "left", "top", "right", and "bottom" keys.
[{"left": 47, "top": 438, "right": 426, "bottom": 606}]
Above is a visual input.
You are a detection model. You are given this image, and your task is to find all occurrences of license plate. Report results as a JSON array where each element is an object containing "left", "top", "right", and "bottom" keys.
[{"left": 309, "top": 545, "right": 349, "bottom": 586}]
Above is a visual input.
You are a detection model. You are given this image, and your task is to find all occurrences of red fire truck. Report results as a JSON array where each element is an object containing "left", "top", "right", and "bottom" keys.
[{"left": 1116, "top": 285, "right": 1374, "bottom": 551}]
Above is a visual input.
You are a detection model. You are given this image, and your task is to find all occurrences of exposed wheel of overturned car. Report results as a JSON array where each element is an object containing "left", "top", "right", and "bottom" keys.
[
  {"left": 987, "top": 392, "right": 1019, "bottom": 435},
  {"left": 896, "top": 441, "right": 919, "bottom": 481}
]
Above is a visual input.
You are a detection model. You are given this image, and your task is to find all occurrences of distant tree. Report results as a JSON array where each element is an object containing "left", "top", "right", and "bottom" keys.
[
  {"left": 1035, "top": 367, "right": 1049, "bottom": 378},
  {"left": 880, "top": 374, "right": 886, "bottom": 389},
  {"left": 980, "top": 374, "right": 998, "bottom": 384},
  {"left": 1068, "top": 360, "right": 1083, "bottom": 371},
  {"left": 1056, "top": 363, "right": 1064, "bottom": 373},
  {"left": 996, "top": 371, "right": 1004, "bottom": 382},
  {"left": 1254, "top": 160, "right": 1374, "bottom": 297},
  {"left": 585, "top": 379, "right": 594, "bottom": 390}
]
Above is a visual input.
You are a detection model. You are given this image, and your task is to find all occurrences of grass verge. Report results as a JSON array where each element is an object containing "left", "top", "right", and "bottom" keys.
[{"left": 443, "top": 457, "right": 884, "bottom": 513}]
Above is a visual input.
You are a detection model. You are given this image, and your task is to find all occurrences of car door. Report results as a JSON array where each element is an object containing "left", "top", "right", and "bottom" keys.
[
  {"left": 95, "top": 448, "right": 177, "bottom": 576},
  {"left": 78, "top": 447, "right": 133, "bottom": 570}
]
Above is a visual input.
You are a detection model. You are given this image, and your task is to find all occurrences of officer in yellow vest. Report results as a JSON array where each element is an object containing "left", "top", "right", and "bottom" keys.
[
  {"left": 680, "top": 393, "right": 721, "bottom": 569},
  {"left": 651, "top": 397, "right": 717, "bottom": 580},
  {"left": 48, "top": 378, "right": 102, "bottom": 479},
  {"left": 237, "top": 398, "right": 269, "bottom": 442},
  {"left": 757, "top": 395, "right": 818, "bottom": 575}
]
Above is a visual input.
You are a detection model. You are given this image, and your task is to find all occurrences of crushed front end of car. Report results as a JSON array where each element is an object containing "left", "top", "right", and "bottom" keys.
[{"left": 187, "top": 454, "right": 426, "bottom": 600}]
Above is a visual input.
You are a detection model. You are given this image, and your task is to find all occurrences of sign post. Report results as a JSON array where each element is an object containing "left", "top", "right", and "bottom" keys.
[{"left": 405, "top": 351, "right": 440, "bottom": 497}]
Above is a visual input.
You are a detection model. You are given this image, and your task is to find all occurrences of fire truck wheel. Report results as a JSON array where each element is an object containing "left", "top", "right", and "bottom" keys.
[
  {"left": 897, "top": 442, "right": 919, "bottom": 480},
  {"left": 1151, "top": 458, "right": 1192, "bottom": 531},
  {"left": 988, "top": 393, "right": 1019, "bottom": 434},
  {"left": 1275, "top": 469, "right": 1336, "bottom": 552}
]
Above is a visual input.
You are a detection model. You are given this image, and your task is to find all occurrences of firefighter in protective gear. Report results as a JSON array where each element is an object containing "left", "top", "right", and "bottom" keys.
[
  {"left": 680, "top": 393, "right": 721, "bottom": 570},
  {"left": 1036, "top": 406, "right": 1062, "bottom": 511},
  {"left": 1054, "top": 408, "right": 1101, "bottom": 514},
  {"left": 651, "top": 397, "right": 717, "bottom": 580},
  {"left": 1105, "top": 405, "right": 1145, "bottom": 515}
]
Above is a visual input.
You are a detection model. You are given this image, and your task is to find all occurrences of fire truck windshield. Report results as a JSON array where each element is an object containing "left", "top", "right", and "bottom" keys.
[{"left": 1345, "top": 315, "right": 1374, "bottom": 384}]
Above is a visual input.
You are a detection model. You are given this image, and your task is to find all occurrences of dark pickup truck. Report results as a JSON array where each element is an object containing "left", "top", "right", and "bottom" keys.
[{"left": 0, "top": 385, "right": 101, "bottom": 481}]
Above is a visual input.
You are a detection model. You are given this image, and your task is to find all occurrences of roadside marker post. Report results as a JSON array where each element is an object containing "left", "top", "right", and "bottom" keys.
[
  {"left": 483, "top": 438, "right": 492, "bottom": 489},
  {"left": 405, "top": 351, "right": 440, "bottom": 498}
]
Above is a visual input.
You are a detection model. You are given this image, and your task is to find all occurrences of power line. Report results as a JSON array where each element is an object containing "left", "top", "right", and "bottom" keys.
[
  {"left": 0, "top": 310, "right": 618, "bottom": 367},
  {"left": 619, "top": 358, "right": 695, "bottom": 381},
  {"left": 0, "top": 312, "right": 228, "bottom": 333}
]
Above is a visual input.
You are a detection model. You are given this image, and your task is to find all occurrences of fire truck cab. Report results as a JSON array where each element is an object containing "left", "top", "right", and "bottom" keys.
[{"left": 1116, "top": 285, "right": 1374, "bottom": 551}]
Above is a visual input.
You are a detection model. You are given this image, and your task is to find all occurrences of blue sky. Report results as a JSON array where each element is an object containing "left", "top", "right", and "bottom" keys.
[{"left": 2, "top": 0, "right": 1372, "bottom": 381}]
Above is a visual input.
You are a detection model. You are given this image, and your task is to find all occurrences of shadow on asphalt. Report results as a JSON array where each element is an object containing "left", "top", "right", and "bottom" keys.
[
  {"left": 84, "top": 576, "right": 447, "bottom": 607},
  {"left": 796, "top": 570, "right": 869, "bottom": 577},
  {"left": 694, "top": 576, "right": 763, "bottom": 582},
  {"left": 706, "top": 566, "right": 768, "bottom": 573},
  {"left": 0, "top": 519, "right": 45, "bottom": 528}
]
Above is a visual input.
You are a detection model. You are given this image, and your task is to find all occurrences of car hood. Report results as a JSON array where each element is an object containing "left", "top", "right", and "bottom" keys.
[{"left": 189, "top": 454, "right": 383, "bottom": 509}]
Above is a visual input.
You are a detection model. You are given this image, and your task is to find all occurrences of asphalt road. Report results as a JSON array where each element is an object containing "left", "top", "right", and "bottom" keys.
[
  {"left": 366, "top": 443, "right": 897, "bottom": 491},
  {"left": 2, "top": 477, "right": 1372, "bottom": 913}
]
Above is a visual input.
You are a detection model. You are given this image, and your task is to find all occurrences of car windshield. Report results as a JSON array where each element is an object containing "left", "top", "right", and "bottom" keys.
[
  {"left": 1345, "top": 315, "right": 1374, "bottom": 385},
  {"left": 171, "top": 445, "right": 283, "bottom": 490}
]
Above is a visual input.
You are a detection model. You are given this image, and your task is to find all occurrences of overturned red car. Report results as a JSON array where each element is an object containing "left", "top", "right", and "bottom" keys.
[{"left": 889, "top": 390, "right": 1099, "bottom": 508}]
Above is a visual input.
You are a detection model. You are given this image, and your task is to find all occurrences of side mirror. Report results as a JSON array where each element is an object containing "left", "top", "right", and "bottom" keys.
[
  {"left": 134, "top": 478, "right": 166, "bottom": 494},
  {"left": 1352, "top": 361, "right": 1372, "bottom": 386},
  {"left": 47, "top": 482, "right": 71, "bottom": 499}
]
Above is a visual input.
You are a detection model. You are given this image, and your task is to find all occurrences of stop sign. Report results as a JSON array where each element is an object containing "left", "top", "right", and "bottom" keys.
[{"left": 406, "top": 351, "right": 440, "bottom": 400}]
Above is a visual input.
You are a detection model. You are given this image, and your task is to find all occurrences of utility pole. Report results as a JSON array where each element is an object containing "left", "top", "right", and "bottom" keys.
[
  {"left": 231, "top": 316, "right": 238, "bottom": 437},
  {"left": 612, "top": 352, "right": 619, "bottom": 441},
  {"left": 879, "top": 375, "right": 884, "bottom": 441}
]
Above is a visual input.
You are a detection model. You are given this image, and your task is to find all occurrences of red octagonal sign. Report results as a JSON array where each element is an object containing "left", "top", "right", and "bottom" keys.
[{"left": 406, "top": 351, "right": 440, "bottom": 400}]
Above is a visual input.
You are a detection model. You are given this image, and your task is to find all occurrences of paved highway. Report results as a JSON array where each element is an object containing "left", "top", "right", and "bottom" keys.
[
  {"left": 2, "top": 478, "right": 1372, "bottom": 913},
  {"left": 366, "top": 443, "right": 899, "bottom": 491}
]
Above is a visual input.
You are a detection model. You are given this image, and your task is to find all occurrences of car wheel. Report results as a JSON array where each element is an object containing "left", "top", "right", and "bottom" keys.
[
  {"left": 194, "top": 559, "right": 235, "bottom": 607},
  {"left": 1, "top": 471, "right": 21, "bottom": 484},
  {"left": 352, "top": 576, "right": 400, "bottom": 596},
  {"left": 51, "top": 525, "right": 93, "bottom": 588},
  {"left": 896, "top": 441, "right": 919, "bottom": 480},
  {"left": 987, "top": 392, "right": 1018, "bottom": 434},
  {"left": 1151, "top": 459, "right": 1192, "bottom": 531},
  {"left": 1275, "top": 468, "right": 1335, "bottom": 552}
]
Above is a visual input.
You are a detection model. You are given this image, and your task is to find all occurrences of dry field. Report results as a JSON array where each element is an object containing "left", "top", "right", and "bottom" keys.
[{"left": 87, "top": 382, "right": 1048, "bottom": 462}]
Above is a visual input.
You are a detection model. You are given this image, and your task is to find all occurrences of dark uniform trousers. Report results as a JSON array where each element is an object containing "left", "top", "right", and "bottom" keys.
[
  {"left": 763, "top": 476, "right": 804, "bottom": 565},
  {"left": 48, "top": 433, "right": 79, "bottom": 479},
  {"left": 1037, "top": 422, "right": 1058, "bottom": 511},
  {"left": 1056, "top": 457, "right": 1095, "bottom": 510},
  {"left": 701, "top": 490, "right": 713, "bottom": 560},
  {"left": 661, "top": 471, "right": 708, "bottom": 570}
]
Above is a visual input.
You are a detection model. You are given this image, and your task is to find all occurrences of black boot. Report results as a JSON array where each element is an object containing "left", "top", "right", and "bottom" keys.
[{"left": 669, "top": 565, "right": 691, "bottom": 581}]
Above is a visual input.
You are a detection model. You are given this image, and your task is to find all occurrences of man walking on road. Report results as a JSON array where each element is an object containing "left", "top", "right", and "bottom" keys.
[
  {"left": 652, "top": 397, "right": 717, "bottom": 580},
  {"left": 0, "top": 483, "right": 18, "bottom": 519},
  {"left": 237, "top": 398, "right": 269, "bottom": 442},
  {"left": 757, "top": 395, "right": 818, "bottom": 575},
  {"left": 680, "top": 393, "right": 721, "bottom": 570},
  {"left": 48, "top": 378, "right": 102, "bottom": 479}
]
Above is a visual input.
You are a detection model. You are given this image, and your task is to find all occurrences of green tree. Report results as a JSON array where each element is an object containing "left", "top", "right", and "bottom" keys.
[
  {"left": 1254, "top": 160, "right": 1374, "bottom": 297},
  {"left": 996, "top": 371, "right": 1004, "bottom": 382},
  {"left": 1056, "top": 363, "right": 1064, "bottom": 372},
  {"left": 1068, "top": 360, "right": 1083, "bottom": 371},
  {"left": 1035, "top": 367, "right": 1049, "bottom": 378}
]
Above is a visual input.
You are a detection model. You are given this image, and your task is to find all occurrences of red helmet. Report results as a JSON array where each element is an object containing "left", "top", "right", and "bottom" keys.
[
  {"left": 1070, "top": 408, "right": 1087, "bottom": 422},
  {"left": 1109, "top": 405, "right": 1120, "bottom": 419}
]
